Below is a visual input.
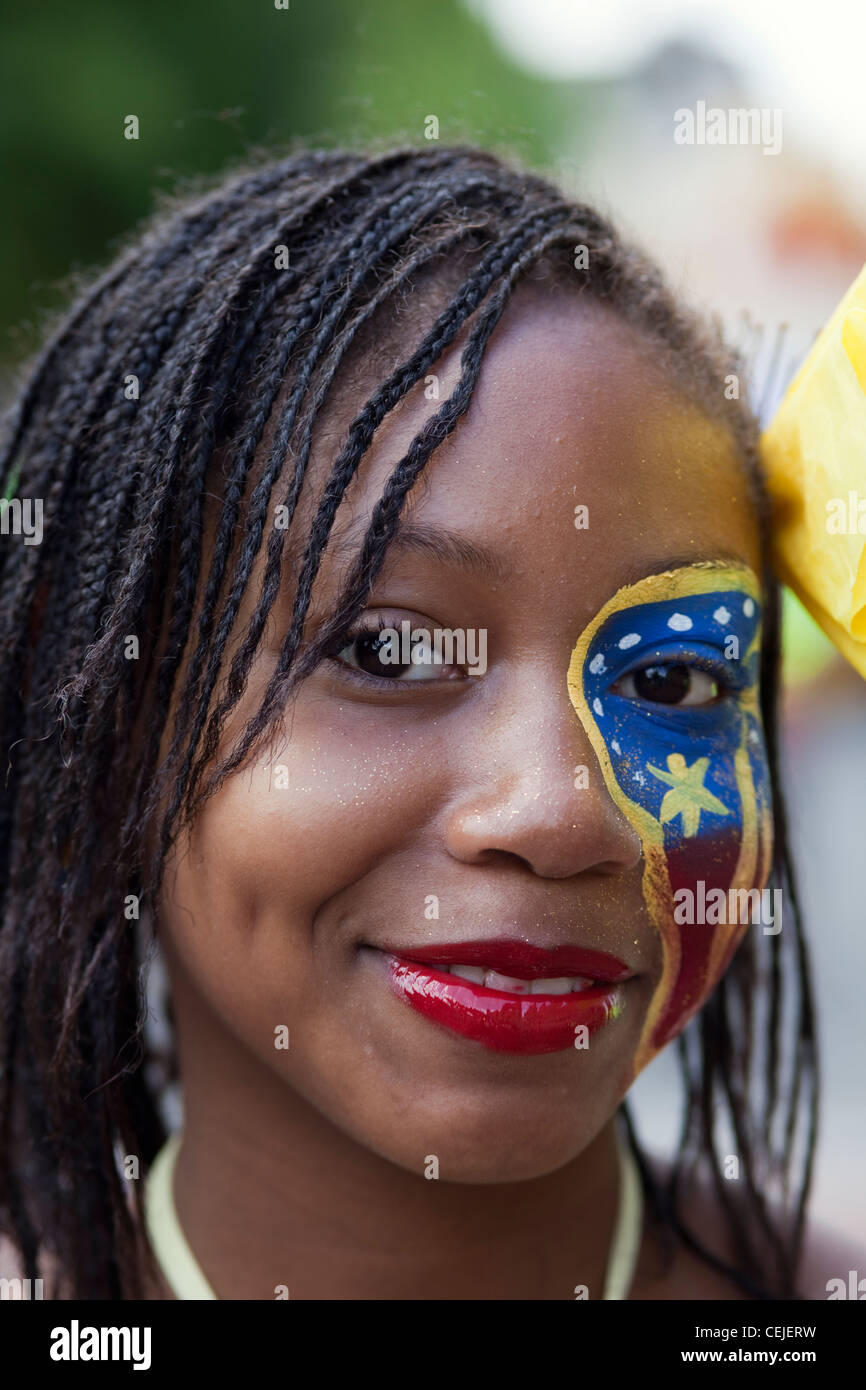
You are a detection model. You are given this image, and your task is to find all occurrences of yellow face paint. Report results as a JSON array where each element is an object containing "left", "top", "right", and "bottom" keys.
[{"left": 567, "top": 562, "right": 772, "bottom": 1080}]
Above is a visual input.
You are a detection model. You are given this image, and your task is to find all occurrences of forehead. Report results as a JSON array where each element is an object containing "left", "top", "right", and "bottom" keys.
[{"left": 310, "top": 283, "right": 761, "bottom": 615}]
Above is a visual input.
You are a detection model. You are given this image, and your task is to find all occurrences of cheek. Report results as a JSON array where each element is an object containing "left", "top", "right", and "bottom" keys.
[
  {"left": 160, "top": 696, "right": 437, "bottom": 979},
  {"left": 567, "top": 574, "right": 774, "bottom": 1079},
  {"left": 641, "top": 723, "right": 772, "bottom": 1059}
]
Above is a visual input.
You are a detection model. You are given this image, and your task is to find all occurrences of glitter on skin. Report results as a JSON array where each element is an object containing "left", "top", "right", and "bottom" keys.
[{"left": 567, "top": 561, "right": 772, "bottom": 1079}]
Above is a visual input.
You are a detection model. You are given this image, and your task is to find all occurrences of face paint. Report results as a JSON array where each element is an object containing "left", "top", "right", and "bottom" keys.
[{"left": 567, "top": 562, "right": 772, "bottom": 1080}]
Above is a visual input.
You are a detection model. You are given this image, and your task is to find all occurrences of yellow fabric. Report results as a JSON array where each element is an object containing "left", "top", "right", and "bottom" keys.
[
  {"left": 603, "top": 1123, "right": 643, "bottom": 1300},
  {"left": 144, "top": 1124, "right": 642, "bottom": 1300},
  {"left": 145, "top": 1132, "right": 218, "bottom": 1300},
  {"left": 761, "top": 262, "right": 866, "bottom": 679}
]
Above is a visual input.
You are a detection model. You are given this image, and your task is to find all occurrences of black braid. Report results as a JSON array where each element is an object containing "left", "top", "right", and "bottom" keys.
[
  {"left": 195, "top": 204, "right": 573, "bottom": 804},
  {"left": 0, "top": 144, "right": 816, "bottom": 1300},
  {"left": 152, "top": 211, "right": 507, "bottom": 870}
]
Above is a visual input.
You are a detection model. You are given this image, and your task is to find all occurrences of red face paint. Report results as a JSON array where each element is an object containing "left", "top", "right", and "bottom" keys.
[{"left": 567, "top": 562, "right": 772, "bottom": 1079}]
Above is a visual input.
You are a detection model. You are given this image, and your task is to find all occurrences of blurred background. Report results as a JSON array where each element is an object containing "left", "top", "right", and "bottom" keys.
[{"left": 3, "top": 0, "right": 863, "bottom": 1239}]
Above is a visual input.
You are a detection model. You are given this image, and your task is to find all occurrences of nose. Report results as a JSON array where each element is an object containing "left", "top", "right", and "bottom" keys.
[{"left": 441, "top": 664, "right": 642, "bottom": 880}]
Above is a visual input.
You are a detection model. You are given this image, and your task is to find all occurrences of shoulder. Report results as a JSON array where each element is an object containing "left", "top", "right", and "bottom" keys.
[
  {"left": 630, "top": 1152, "right": 752, "bottom": 1300},
  {"left": 0, "top": 1233, "right": 26, "bottom": 1282},
  {"left": 0, "top": 1232, "right": 68, "bottom": 1297},
  {"left": 631, "top": 1152, "right": 862, "bottom": 1301},
  {"left": 798, "top": 1216, "right": 866, "bottom": 1301}
]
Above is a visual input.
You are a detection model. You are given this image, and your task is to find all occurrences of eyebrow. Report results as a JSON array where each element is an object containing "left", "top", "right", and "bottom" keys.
[
  {"left": 331, "top": 522, "right": 754, "bottom": 592},
  {"left": 617, "top": 554, "right": 759, "bottom": 587},
  {"left": 333, "top": 518, "right": 513, "bottom": 584}
]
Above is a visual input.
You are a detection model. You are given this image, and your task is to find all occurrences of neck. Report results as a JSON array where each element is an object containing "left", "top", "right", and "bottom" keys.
[{"left": 158, "top": 944, "right": 626, "bottom": 1301}]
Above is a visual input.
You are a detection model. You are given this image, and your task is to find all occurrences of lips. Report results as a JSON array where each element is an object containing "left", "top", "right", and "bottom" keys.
[{"left": 372, "top": 939, "right": 633, "bottom": 1055}]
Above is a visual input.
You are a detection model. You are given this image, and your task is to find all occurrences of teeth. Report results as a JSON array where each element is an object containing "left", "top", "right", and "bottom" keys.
[
  {"left": 449, "top": 964, "right": 487, "bottom": 985},
  {"left": 484, "top": 969, "right": 530, "bottom": 994},
  {"left": 529, "top": 977, "right": 572, "bottom": 995},
  {"left": 442, "top": 966, "right": 594, "bottom": 995}
]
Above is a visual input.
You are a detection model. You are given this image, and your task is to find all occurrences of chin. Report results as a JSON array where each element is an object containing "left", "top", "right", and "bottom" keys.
[{"left": 342, "top": 1071, "right": 626, "bottom": 1186}]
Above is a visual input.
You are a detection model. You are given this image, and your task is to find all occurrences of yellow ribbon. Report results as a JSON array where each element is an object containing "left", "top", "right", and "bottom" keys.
[{"left": 761, "top": 262, "right": 866, "bottom": 679}]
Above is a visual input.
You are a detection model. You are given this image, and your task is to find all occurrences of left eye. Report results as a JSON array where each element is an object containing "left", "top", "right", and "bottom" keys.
[{"left": 613, "top": 663, "right": 721, "bottom": 706}]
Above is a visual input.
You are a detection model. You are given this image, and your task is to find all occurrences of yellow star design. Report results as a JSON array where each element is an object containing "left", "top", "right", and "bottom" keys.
[{"left": 645, "top": 753, "right": 730, "bottom": 837}]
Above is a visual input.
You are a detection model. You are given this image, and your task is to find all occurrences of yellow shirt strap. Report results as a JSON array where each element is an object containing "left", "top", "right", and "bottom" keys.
[
  {"left": 144, "top": 1131, "right": 219, "bottom": 1301},
  {"left": 143, "top": 1123, "right": 641, "bottom": 1300},
  {"left": 603, "top": 1121, "right": 644, "bottom": 1300}
]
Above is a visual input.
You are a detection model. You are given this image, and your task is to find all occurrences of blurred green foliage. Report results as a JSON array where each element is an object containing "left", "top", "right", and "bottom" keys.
[
  {"left": 0, "top": 0, "right": 569, "bottom": 368},
  {"left": 0, "top": 4, "right": 837, "bottom": 686}
]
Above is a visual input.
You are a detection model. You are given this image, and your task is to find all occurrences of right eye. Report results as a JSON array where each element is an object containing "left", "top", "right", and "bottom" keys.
[{"left": 613, "top": 663, "right": 722, "bottom": 707}]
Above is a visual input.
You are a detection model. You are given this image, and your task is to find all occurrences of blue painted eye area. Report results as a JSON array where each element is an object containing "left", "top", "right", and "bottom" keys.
[
  {"left": 581, "top": 587, "right": 767, "bottom": 841},
  {"left": 585, "top": 592, "right": 759, "bottom": 710}
]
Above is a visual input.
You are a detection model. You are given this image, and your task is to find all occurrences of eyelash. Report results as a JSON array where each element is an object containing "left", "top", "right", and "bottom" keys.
[
  {"left": 325, "top": 619, "right": 745, "bottom": 704},
  {"left": 322, "top": 616, "right": 474, "bottom": 692},
  {"left": 611, "top": 654, "right": 741, "bottom": 704}
]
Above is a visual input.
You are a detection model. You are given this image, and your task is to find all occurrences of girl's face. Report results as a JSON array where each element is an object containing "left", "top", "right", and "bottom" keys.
[{"left": 159, "top": 287, "right": 769, "bottom": 1183}]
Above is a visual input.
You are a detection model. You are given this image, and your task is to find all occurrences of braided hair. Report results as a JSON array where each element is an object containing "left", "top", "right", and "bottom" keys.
[{"left": 0, "top": 144, "right": 816, "bottom": 1300}]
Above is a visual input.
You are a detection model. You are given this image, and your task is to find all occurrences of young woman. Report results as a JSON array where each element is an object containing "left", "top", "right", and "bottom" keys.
[{"left": 0, "top": 145, "right": 861, "bottom": 1300}]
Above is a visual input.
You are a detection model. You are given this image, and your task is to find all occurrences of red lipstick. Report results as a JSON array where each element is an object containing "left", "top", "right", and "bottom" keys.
[{"left": 376, "top": 939, "right": 632, "bottom": 1054}]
